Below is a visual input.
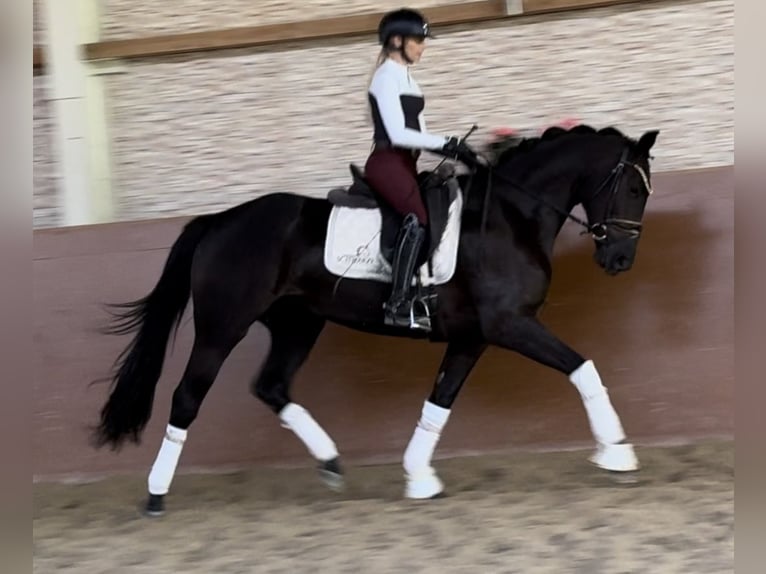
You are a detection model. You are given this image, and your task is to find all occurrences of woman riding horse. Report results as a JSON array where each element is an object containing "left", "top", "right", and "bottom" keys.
[{"left": 365, "top": 8, "right": 474, "bottom": 330}]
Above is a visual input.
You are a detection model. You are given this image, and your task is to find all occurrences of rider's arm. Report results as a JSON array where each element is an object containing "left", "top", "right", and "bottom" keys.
[{"left": 369, "top": 70, "right": 448, "bottom": 150}]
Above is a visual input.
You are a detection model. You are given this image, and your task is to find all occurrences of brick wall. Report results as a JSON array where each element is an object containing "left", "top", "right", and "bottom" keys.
[
  {"left": 32, "top": 0, "right": 734, "bottom": 226},
  {"left": 33, "top": 0, "right": 62, "bottom": 228},
  {"left": 99, "top": 0, "right": 465, "bottom": 38},
  {"left": 34, "top": 75, "right": 62, "bottom": 228}
]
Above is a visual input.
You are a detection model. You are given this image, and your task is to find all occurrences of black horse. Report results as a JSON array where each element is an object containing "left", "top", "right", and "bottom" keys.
[{"left": 93, "top": 124, "right": 658, "bottom": 515}]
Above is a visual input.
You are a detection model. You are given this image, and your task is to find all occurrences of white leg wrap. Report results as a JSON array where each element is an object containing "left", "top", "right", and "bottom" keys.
[
  {"left": 569, "top": 360, "right": 626, "bottom": 445},
  {"left": 403, "top": 401, "right": 450, "bottom": 498},
  {"left": 147, "top": 424, "right": 187, "bottom": 496},
  {"left": 279, "top": 403, "right": 338, "bottom": 461},
  {"left": 590, "top": 443, "right": 640, "bottom": 472}
]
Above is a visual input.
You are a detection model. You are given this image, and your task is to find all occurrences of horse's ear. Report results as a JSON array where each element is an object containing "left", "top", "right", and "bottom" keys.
[{"left": 636, "top": 130, "right": 659, "bottom": 155}]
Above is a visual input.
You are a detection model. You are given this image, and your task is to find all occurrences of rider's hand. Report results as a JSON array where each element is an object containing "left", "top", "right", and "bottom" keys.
[{"left": 442, "top": 136, "right": 479, "bottom": 167}]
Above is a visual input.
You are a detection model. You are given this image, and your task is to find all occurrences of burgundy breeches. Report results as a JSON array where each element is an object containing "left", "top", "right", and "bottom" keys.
[{"left": 364, "top": 147, "right": 427, "bottom": 225}]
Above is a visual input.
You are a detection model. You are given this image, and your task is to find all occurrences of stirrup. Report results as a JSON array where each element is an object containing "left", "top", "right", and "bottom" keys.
[
  {"left": 408, "top": 297, "right": 432, "bottom": 331},
  {"left": 384, "top": 298, "right": 431, "bottom": 332}
]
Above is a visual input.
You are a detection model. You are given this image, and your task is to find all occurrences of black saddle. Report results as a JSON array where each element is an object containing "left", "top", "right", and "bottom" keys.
[
  {"left": 327, "top": 164, "right": 379, "bottom": 209},
  {"left": 327, "top": 163, "right": 459, "bottom": 267}
]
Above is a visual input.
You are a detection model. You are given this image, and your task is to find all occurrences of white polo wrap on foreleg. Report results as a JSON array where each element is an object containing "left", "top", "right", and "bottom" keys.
[
  {"left": 147, "top": 424, "right": 187, "bottom": 496},
  {"left": 569, "top": 360, "right": 626, "bottom": 445},
  {"left": 279, "top": 402, "right": 338, "bottom": 461},
  {"left": 403, "top": 400, "right": 451, "bottom": 478}
]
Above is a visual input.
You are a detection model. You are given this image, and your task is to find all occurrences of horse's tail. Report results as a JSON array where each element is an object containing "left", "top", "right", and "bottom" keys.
[{"left": 92, "top": 214, "right": 215, "bottom": 450}]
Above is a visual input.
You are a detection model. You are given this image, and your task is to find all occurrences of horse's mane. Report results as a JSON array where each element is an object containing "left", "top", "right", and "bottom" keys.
[{"left": 493, "top": 124, "right": 628, "bottom": 165}]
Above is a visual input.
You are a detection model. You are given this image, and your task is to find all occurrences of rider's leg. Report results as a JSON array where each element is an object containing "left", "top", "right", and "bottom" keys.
[
  {"left": 365, "top": 149, "right": 430, "bottom": 331},
  {"left": 364, "top": 148, "right": 427, "bottom": 224},
  {"left": 385, "top": 214, "right": 429, "bottom": 330}
]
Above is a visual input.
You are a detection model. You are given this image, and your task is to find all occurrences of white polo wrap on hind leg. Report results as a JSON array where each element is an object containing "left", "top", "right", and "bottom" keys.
[
  {"left": 569, "top": 360, "right": 626, "bottom": 445},
  {"left": 403, "top": 400, "right": 451, "bottom": 478},
  {"left": 148, "top": 424, "right": 187, "bottom": 496},
  {"left": 279, "top": 403, "right": 338, "bottom": 461}
]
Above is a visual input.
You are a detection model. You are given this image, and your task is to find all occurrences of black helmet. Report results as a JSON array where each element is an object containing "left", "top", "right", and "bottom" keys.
[{"left": 377, "top": 8, "right": 435, "bottom": 46}]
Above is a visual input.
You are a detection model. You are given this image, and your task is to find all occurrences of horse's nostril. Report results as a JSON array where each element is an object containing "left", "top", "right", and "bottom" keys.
[{"left": 616, "top": 256, "right": 630, "bottom": 270}]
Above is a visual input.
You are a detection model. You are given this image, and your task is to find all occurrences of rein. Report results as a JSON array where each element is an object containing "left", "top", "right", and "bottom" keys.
[{"left": 472, "top": 148, "right": 653, "bottom": 242}]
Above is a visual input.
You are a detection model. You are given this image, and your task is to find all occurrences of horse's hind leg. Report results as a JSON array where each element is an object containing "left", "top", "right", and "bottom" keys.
[
  {"left": 403, "top": 339, "right": 487, "bottom": 499},
  {"left": 252, "top": 298, "right": 342, "bottom": 490},
  {"left": 485, "top": 315, "right": 639, "bottom": 473},
  {"left": 144, "top": 318, "right": 250, "bottom": 516}
]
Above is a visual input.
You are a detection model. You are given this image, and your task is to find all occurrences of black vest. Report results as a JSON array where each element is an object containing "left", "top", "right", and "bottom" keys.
[{"left": 369, "top": 94, "right": 425, "bottom": 147}]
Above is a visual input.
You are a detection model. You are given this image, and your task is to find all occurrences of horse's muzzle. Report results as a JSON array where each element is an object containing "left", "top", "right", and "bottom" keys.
[{"left": 595, "top": 239, "right": 637, "bottom": 275}]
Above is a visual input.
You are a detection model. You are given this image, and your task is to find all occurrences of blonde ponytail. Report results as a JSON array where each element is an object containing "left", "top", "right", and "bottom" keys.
[
  {"left": 369, "top": 48, "right": 388, "bottom": 82},
  {"left": 375, "top": 48, "right": 388, "bottom": 68}
]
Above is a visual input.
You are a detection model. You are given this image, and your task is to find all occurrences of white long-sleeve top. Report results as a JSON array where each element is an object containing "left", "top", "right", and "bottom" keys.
[{"left": 367, "top": 58, "right": 448, "bottom": 151}]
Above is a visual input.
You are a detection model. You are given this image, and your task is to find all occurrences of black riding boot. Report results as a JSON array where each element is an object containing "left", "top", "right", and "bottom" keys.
[{"left": 384, "top": 213, "right": 431, "bottom": 332}]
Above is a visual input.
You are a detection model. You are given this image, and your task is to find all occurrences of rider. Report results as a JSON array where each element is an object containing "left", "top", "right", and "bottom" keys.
[{"left": 365, "top": 8, "right": 473, "bottom": 331}]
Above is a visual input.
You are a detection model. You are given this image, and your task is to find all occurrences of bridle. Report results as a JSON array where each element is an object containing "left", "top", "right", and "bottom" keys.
[
  {"left": 575, "top": 148, "right": 654, "bottom": 242},
  {"left": 477, "top": 147, "right": 654, "bottom": 243}
]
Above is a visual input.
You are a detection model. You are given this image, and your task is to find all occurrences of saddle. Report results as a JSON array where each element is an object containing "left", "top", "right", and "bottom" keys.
[
  {"left": 327, "top": 163, "right": 459, "bottom": 267},
  {"left": 327, "top": 164, "right": 379, "bottom": 209}
]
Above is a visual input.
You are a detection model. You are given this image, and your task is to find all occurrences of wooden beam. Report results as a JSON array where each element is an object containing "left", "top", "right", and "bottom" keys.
[
  {"left": 84, "top": 1, "right": 508, "bottom": 61},
  {"left": 523, "top": 0, "right": 641, "bottom": 14},
  {"left": 33, "top": 46, "right": 45, "bottom": 70},
  {"left": 82, "top": 0, "right": 645, "bottom": 62}
]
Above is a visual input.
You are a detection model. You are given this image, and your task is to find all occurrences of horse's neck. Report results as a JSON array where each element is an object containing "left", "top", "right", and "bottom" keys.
[{"left": 486, "top": 158, "right": 581, "bottom": 248}]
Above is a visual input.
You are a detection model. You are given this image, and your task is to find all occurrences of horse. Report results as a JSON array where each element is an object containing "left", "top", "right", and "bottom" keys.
[{"left": 92, "top": 124, "right": 659, "bottom": 516}]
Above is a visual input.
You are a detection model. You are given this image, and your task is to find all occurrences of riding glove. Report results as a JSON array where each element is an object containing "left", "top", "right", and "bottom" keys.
[{"left": 442, "top": 136, "right": 479, "bottom": 167}]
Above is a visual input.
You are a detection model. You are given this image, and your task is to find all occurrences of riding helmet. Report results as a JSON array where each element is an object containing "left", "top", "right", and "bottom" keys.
[{"left": 377, "top": 8, "right": 435, "bottom": 46}]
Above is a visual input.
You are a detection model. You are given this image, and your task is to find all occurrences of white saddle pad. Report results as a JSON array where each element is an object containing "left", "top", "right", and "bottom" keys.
[{"left": 323, "top": 190, "right": 463, "bottom": 286}]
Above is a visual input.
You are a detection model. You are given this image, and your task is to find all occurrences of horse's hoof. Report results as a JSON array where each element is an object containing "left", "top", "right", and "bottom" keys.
[
  {"left": 318, "top": 457, "right": 344, "bottom": 492},
  {"left": 144, "top": 494, "right": 165, "bottom": 517},
  {"left": 405, "top": 470, "right": 444, "bottom": 500},
  {"left": 607, "top": 471, "right": 641, "bottom": 486},
  {"left": 589, "top": 443, "right": 640, "bottom": 473}
]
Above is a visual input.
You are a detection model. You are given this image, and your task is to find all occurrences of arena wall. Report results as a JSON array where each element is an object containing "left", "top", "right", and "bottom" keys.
[{"left": 33, "top": 0, "right": 733, "bottom": 227}]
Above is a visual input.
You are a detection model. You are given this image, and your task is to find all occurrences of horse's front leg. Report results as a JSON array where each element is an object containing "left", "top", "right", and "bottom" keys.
[
  {"left": 402, "top": 339, "right": 487, "bottom": 499},
  {"left": 483, "top": 314, "right": 639, "bottom": 473}
]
